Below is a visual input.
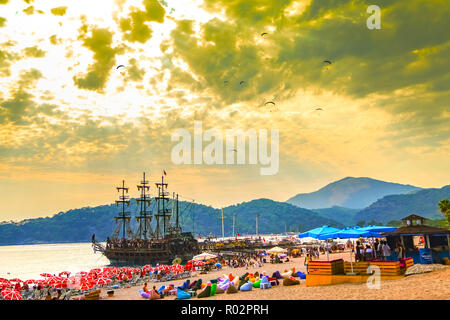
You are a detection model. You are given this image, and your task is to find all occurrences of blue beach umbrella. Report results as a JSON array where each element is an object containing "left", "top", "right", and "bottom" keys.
[
  {"left": 317, "top": 228, "right": 380, "bottom": 240},
  {"left": 298, "top": 226, "right": 341, "bottom": 239},
  {"left": 357, "top": 225, "right": 397, "bottom": 233},
  {"left": 317, "top": 227, "right": 381, "bottom": 273}
]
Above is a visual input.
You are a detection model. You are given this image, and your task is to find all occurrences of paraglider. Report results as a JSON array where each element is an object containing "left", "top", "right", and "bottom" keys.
[
  {"left": 315, "top": 107, "right": 323, "bottom": 111},
  {"left": 264, "top": 101, "right": 275, "bottom": 106},
  {"left": 323, "top": 60, "right": 332, "bottom": 65},
  {"left": 116, "top": 65, "right": 126, "bottom": 70},
  {"left": 261, "top": 32, "right": 268, "bottom": 37}
]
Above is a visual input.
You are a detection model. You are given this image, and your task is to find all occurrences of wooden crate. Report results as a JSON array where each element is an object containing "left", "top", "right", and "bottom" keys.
[
  {"left": 343, "top": 261, "right": 402, "bottom": 276},
  {"left": 344, "top": 262, "right": 369, "bottom": 274},
  {"left": 400, "top": 257, "right": 414, "bottom": 269},
  {"left": 308, "top": 259, "right": 344, "bottom": 275},
  {"left": 369, "top": 261, "right": 401, "bottom": 275},
  {"left": 84, "top": 289, "right": 101, "bottom": 300}
]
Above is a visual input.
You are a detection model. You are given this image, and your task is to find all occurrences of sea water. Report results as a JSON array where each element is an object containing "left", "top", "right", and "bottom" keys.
[{"left": 0, "top": 242, "right": 110, "bottom": 281}]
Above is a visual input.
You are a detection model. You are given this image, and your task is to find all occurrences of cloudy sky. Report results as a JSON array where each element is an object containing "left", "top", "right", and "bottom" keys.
[{"left": 0, "top": 0, "right": 449, "bottom": 221}]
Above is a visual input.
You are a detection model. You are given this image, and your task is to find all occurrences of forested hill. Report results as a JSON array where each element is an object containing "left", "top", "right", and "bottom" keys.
[
  {"left": 0, "top": 198, "right": 341, "bottom": 246},
  {"left": 355, "top": 185, "right": 450, "bottom": 224}
]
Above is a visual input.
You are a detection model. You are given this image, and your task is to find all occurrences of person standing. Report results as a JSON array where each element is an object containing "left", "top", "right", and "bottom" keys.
[
  {"left": 364, "top": 245, "right": 373, "bottom": 261},
  {"left": 382, "top": 241, "right": 391, "bottom": 260},
  {"left": 373, "top": 239, "right": 378, "bottom": 258},
  {"left": 355, "top": 241, "right": 362, "bottom": 262},
  {"left": 304, "top": 254, "right": 311, "bottom": 274},
  {"left": 396, "top": 240, "right": 405, "bottom": 259}
]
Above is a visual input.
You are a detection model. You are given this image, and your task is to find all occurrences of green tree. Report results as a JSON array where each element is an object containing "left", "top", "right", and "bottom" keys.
[
  {"left": 356, "top": 220, "right": 366, "bottom": 227},
  {"left": 386, "top": 220, "right": 402, "bottom": 227},
  {"left": 438, "top": 199, "right": 450, "bottom": 225}
]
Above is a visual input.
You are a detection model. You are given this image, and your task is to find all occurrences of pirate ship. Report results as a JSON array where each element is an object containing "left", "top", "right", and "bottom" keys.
[{"left": 92, "top": 172, "right": 199, "bottom": 264}]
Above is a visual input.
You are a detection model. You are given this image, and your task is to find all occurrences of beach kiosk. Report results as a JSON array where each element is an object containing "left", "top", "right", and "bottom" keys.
[{"left": 383, "top": 214, "right": 450, "bottom": 264}]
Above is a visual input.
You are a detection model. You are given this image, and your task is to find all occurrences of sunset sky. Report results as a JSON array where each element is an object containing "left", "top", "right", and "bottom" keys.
[{"left": 0, "top": 0, "right": 449, "bottom": 221}]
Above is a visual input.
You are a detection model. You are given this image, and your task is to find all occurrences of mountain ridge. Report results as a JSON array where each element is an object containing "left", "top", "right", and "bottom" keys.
[
  {"left": 355, "top": 185, "right": 450, "bottom": 224},
  {"left": 286, "top": 177, "right": 422, "bottom": 209}
]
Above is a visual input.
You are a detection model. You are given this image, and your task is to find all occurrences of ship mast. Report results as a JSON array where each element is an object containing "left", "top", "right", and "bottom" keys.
[
  {"left": 176, "top": 193, "right": 180, "bottom": 229},
  {"left": 169, "top": 192, "right": 181, "bottom": 233},
  {"left": 113, "top": 180, "right": 133, "bottom": 239},
  {"left": 135, "top": 172, "right": 153, "bottom": 240},
  {"left": 154, "top": 173, "right": 171, "bottom": 239}
]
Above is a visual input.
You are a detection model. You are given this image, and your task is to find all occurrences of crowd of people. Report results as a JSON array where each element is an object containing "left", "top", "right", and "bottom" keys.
[
  {"left": 106, "top": 238, "right": 162, "bottom": 250},
  {"left": 353, "top": 239, "right": 405, "bottom": 262}
]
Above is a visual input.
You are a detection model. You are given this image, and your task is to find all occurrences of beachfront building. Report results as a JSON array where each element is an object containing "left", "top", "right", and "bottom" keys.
[{"left": 384, "top": 214, "right": 450, "bottom": 264}]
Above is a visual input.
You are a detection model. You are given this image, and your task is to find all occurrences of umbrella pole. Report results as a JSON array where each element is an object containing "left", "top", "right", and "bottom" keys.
[
  {"left": 346, "top": 240, "right": 356, "bottom": 275},
  {"left": 350, "top": 249, "right": 354, "bottom": 273}
]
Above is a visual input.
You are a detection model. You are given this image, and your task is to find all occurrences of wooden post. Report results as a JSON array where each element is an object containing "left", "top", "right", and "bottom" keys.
[
  {"left": 232, "top": 215, "right": 235, "bottom": 237},
  {"left": 426, "top": 235, "right": 431, "bottom": 249},
  {"left": 400, "top": 235, "right": 405, "bottom": 247},
  {"left": 425, "top": 234, "right": 432, "bottom": 263},
  {"left": 221, "top": 208, "right": 224, "bottom": 240},
  {"left": 447, "top": 234, "right": 450, "bottom": 256},
  {"left": 400, "top": 235, "right": 405, "bottom": 258}
]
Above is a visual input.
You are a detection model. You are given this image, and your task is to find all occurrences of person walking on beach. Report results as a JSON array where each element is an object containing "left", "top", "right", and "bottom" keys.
[{"left": 304, "top": 254, "right": 311, "bottom": 274}]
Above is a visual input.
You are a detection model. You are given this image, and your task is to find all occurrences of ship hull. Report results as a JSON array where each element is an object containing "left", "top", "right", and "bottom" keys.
[
  {"left": 102, "top": 233, "right": 199, "bottom": 265},
  {"left": 104, "top": 249, "right": 198, "bottom": 265}
]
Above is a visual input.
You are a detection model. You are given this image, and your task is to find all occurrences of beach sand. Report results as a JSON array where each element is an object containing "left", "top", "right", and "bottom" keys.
[{"left": 98, "top": 252, "right": 450, "bottom": 300}]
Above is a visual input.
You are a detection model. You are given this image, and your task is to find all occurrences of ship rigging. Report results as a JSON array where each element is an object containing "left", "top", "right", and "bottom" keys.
[{"left": 92, "top": 172, "right": 199, "bottom": 264}]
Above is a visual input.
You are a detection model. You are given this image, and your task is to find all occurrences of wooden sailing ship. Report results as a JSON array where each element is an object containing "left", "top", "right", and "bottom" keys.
[{"left": 92, "top": 172, "right": 199, "bottom": 264}]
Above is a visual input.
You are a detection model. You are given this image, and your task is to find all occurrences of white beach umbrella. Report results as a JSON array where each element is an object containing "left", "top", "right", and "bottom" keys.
[
  {"left": 192, "top": 252, "right": 217, "bottom": 261},
  {"left": 266, "top": 246, "right": 287, "bottom": 254}
]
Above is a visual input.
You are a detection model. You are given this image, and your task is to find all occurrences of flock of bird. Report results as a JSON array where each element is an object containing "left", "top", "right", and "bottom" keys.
[{"left": 115, "top": 32, "right": 332, "bottom": 114}]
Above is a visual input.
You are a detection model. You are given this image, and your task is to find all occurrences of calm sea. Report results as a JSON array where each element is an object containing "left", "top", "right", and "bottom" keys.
[
  {"left": 0, "top": 235, "right": 300, "bottom": 281},
  {"left": 0, "top": 242, "right": 111, "bottom": 281}
]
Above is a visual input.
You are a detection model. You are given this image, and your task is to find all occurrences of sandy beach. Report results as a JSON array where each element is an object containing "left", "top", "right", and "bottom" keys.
[{"left": 99, "top": 252, "right": 450, "bottom": 300}]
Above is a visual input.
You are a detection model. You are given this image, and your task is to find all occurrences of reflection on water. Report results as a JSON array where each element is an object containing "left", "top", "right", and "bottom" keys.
[{"left": 0, "top": 242, "right": 111, "bottom": 280}]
